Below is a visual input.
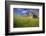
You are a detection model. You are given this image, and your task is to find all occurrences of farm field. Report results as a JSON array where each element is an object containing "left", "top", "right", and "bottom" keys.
[{"left": 13, "top": 16, "right": 39, "bottom": 28}]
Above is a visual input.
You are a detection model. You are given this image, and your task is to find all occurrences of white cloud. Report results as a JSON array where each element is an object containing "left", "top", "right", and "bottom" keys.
[
  {"left": 17, "top": 8, "right": 22, "bottom": 11},
  {"left": 22, "top": 10, "right": 27, "bottom": 13}
]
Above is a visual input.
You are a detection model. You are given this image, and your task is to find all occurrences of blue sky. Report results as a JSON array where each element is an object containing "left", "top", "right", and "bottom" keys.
[{"left": 13, "top": 8, "right": 39, "bottom": 16}]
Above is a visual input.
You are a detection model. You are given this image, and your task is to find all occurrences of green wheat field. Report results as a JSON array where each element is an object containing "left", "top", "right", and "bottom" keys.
[{"left": 13, "top": 16, "right": 39, "bottom": 28}]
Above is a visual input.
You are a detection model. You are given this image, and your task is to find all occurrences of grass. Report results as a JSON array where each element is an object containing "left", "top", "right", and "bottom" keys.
[{"left": 13, "top": 16, "right": 39, "bottom": 28}]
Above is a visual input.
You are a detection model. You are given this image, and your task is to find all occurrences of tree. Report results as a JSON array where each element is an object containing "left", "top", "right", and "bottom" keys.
[{"left": 33, "top": 15, "right": 38, "bottom": 18}]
